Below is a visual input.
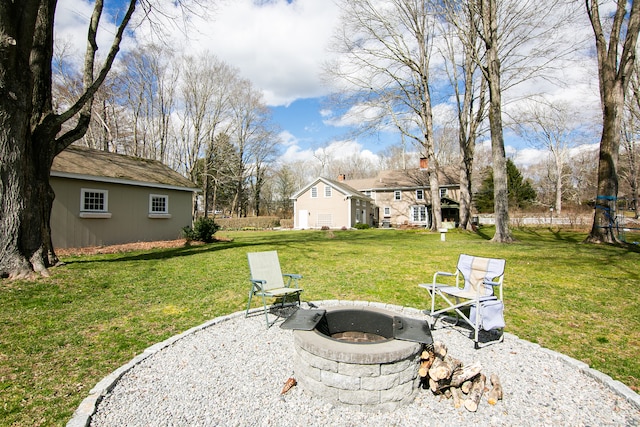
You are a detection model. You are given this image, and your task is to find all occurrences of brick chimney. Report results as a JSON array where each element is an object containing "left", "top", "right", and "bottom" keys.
[
  {"left": 419, "top": 157, "right": 428, "bottom": 170},
  {"left": 338, "top": 174, "right": 346, "bottom": 181}
]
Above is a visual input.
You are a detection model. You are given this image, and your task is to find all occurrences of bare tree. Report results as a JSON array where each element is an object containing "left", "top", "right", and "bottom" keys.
[
  {"left": 227, "top": 78, "right": 278, "bottom": 217},
  {"left": 621, "top": 61, "right": 640, "bottom": 219},
  {"left": 475, "top": 0, "right": 513, "bottom": 241},
  {"left": 584, "top": 0, "right": 640, "bottom": 243},
  {"left": 378, "top": 143, "right": 417, "bottom": 170},
  {"left": 567, "top": 146, "right": 599, "bottom": 206},
  {"left": 439, "top": 1, "right": 487, "bottom": 230},
  {"left": 327, "top": 0, "right": 443, "bottom": 230},
  {"left": 176, "top": 53, "right": 234, "bottom": 182},
  {"left": 513, "top": 100, "right": 585, "bottom": 213}
]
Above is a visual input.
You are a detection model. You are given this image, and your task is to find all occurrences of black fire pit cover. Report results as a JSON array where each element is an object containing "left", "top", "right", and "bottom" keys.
[
  {"left": 392, "top": 316, "right": 433, "bottom": 346},
  {"left": 280, "top": 309, "right": 326, "bottom": 330}
]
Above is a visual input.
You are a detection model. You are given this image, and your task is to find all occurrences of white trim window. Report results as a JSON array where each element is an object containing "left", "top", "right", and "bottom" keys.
[
  {"left": 410, "top": 205, "right": 427, "bottom": 223},
  {"left": 440, "top": 188, "right": 447, "bottom": 197},
  {"left": 416, "top": 189, "right": 424, "bottom": 200},
  {"left": 384, "top": 207, "right": 391, "bottom": 216},
  {"left": 150, "top": 194, "right": 169, "bottom": 214},
  {"left": 325, "top": 185, "right": 332, "bottom": 197},
  {"left": 311, "top": 186, "right": 318, "bottom": 198},
  {"left": 80, "top": 188, "right": 111, "bottom": 218},
  {"left": 394, "top": 190, "right": 401, "bottom": 200}
]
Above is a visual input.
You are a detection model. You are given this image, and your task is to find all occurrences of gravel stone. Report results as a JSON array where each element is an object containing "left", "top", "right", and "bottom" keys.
[{"left": 73, "top": 301, "right": 640, "bottom": 427}]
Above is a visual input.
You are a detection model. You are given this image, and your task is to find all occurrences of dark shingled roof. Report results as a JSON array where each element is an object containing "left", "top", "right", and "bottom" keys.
[
  {"left": 344, "top": 166, "right": 459, "bottom": 191},
  {"left": 51, "top": 145, "right": 198, "bottom": 191}
]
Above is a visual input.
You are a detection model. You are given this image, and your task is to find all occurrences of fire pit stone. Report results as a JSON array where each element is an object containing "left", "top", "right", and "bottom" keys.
[{"left": 292, "top": 305, "right": 424, "bottom": 411}]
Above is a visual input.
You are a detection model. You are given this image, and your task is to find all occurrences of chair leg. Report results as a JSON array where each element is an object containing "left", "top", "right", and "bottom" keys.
[
  {"left": 245, "top": 291, "right": 254, "bottom": 318},
  {"left": 261, "top": 294, "right": 272, "bottom": 328}
]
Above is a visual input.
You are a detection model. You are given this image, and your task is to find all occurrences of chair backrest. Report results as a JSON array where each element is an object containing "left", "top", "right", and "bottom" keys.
[
  {"left": 457, "top": 254, "right": 505, "bottom": 296},
  {"left": 247, "top": 251, "right": 285, "bottom": 290}
]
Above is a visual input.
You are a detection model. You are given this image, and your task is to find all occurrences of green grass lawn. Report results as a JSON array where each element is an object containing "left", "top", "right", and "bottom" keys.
[{"left": 1, "top": 227, "right": 639, "bottom": 426}]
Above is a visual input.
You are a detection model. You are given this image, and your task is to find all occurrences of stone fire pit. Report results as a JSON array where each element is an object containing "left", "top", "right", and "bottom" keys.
[{"left": 290, "top": 306, "right": 426, "bottom": 411}]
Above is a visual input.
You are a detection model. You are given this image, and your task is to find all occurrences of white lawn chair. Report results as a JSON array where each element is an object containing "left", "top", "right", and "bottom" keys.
[
  {"left": 246, "top": 251, "right": 303, "bottom": 328},
  {"left": 420, "top": 254, "right": 506, "bottom": 348}
]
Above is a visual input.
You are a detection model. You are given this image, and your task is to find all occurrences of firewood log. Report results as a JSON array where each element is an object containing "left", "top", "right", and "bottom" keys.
[
  {"left": 451, "top": 386, "right": 464, "bottom": 409},
  {"left": 433, "top": 341, "right": 447, "bottom": 359},
  {"left": 418, "top": 359, "right": 432, "bottom": 378},
  {"left": 429, "top": 377, "right": 439, "bottom": 393},
  {"left": 463, "top": 374, "right": 486, "bottom": 412},
  {"left": 428, "top": 355, "right": 461, "bottom": 381},
  {"left": 461, "top": 379, "right": 473, "bottom": 394},
  {"left": 420, "top": 349, "right": 432, "bottom": 360},
  {"left": 449, "top": 361, "right": 482, "bottom": 388},
  {"left": 487, "top": 373, "right": 503, "bottom": 405}
]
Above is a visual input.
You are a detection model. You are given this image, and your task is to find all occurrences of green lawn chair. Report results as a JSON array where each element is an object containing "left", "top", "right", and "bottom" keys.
[{"left": 246, "top": 251, "right": 303, "bottom": 328}]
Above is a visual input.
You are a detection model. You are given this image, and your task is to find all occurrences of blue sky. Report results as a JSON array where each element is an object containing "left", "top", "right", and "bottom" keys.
[{"left": 55, "top": 0, "right": 602, "bottom": 168}]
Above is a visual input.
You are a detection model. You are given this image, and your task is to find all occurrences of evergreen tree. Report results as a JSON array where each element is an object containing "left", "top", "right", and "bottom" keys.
[{"left": 475, "top": 159, "right": 537, "bottom": 213}]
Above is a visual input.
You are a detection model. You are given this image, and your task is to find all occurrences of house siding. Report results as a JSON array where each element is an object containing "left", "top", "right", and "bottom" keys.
[
  {"left": 51, "top": 177, "right": 194, "bottom": 248},
  {"left": 294, "top": 184, "right": 349, "bottom": 228}
]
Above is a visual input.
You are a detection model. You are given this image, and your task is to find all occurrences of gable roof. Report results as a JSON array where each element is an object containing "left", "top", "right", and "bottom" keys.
[
  {"left": 345, "top": 167, "right": 459, "bottom": 191},
  {"left": 291, "top": 176, "right": 374, "bottom": 201},
  {"left": 51, "top": 145, "right": 199, "bottom": 192}
]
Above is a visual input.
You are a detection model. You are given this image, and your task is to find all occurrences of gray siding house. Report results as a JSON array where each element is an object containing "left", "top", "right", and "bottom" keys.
[{"left": 50, "top": 146, "right": 199, "bottom": 248}]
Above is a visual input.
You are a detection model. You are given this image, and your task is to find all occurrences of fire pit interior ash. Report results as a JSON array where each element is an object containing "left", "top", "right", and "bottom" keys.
[{"left": 286, "top": 306, "right": 431, "bottom": 411}]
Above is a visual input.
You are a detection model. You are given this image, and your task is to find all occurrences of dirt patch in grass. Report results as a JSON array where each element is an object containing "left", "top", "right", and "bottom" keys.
[{"left": 56, "top": 239, "right": 202, "bottom": 257}]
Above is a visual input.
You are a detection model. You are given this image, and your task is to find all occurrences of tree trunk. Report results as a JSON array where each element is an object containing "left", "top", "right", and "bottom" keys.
[
  {"left": 0, "top": 0, "right": 137, "bottom": 278},
  {"left": 481, "top": 0, "right": 513, "bottom": 243},
  {"left": 458, "top": 159, "right": 473, "bottom": 230},
  {"left": 587, "top": 81, "right": 623, "bottom": 243},
  {"left": 585, "top": 0, "right": 640, "bottom": 243},
  {"left": 0, "top": 96, "right": 33, "bottom": 278}
]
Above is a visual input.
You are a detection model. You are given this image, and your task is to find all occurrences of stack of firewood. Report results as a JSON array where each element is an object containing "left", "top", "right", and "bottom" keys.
[{"left": 418, "top": 341, "right": 503, "bottom": 412}]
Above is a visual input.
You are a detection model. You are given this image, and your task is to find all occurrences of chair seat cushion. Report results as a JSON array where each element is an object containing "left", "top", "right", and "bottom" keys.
[
  {"left": 256, "top": 287, "right": 302, "bottom": 297},
  {"left": 439, "top": 286, "right": 480, "bottom": 300}
]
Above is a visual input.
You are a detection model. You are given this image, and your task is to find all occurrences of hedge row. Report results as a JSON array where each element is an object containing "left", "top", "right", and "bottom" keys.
[{"left": 214, "top": 216, "right": 294, "bottom": 230}]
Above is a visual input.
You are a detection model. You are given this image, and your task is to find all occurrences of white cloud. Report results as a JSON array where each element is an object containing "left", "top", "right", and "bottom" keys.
[
  {"left": 54, "top": 0, "right": 125, "bottom": 65},
  {"left": 178, "top": 0, "right": 341, "bottom": 106},
  {"left": 278, "top": 130, "right": 299, "bottom": 147}
]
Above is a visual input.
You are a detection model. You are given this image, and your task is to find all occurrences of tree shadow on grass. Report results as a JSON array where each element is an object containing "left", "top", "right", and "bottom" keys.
[
  {"left": 58, "top": 240, "right": 252, "bottom": 264},
  {"left": 57, "top": 232, "right": 351, "bottom": 265}
]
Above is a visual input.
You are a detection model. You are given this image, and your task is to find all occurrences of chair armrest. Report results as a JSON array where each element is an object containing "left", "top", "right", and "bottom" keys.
[
  {"left": 434, "top": 271, "right": 455, "bottom": 278},
  {"left": 251, "top": 279, "right": 266, "bottom": 292},
  {"left": 283, "top": 273, "right": 303, "bottom": 288},
  {"left": 483, "top": 280, "right": 501, "bottom": 287},
  {"left": 430, "top": 271, "right": 457, "bottom": 289}
]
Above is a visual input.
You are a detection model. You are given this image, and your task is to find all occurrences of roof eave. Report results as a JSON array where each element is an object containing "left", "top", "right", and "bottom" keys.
[{"left": 51, "top": 171, "right": 201, "bottom": 193}]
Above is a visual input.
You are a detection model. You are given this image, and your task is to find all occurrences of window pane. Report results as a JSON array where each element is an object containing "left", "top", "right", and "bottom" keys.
[
  {"left": 151, "top": 195, "right": 167, "bottom": 213},
  {"left": 83, "top": 191, "right": 105, "bottom": 211},
  {"left": 325, "top": 186, "right": 332, "bottom": 197},
  {"left": 311, "top": 186, "right": 318, "bottom": 197}
]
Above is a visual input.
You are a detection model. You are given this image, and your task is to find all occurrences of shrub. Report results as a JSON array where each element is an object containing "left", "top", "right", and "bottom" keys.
[
  {"left": 354, "top": 223, "right": 370, "bottom": 229},
  {"left": 182, "top": 217, "right": 219, "bottom": 243}
]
